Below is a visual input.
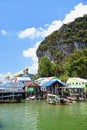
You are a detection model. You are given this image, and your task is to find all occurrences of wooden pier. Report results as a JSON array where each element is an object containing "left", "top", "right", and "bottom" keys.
[{"left": 0, "top": 91, "right": 26, "bottom": 103}]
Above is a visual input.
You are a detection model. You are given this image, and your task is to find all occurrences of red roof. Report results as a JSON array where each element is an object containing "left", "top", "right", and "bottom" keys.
[{"left": 25, "top": 81, "right": 38, "bottom": 87}]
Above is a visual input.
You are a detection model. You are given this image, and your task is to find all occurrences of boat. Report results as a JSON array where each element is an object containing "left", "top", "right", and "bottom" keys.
[
  {"left": 26, "top": 96, "right": 36, "bottom": 100},
  {"left": 66, "top": 96, "right": 77, "bottom": 102},
  {"left": 46, "top": 94, "right": 59, "bottom": 105}
]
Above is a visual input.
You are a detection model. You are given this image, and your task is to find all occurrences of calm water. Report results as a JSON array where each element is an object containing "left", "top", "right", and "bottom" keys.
[{"left": 0, "top": 100, "right": 87, "bottom": 130}]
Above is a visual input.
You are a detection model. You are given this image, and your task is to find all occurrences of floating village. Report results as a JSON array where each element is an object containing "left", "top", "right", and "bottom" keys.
[{"left": 0, "top": 67, "right": 87, "bottom": 105}]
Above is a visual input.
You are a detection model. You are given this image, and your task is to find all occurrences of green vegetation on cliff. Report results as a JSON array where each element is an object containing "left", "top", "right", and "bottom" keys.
[
  {"left": 37, "top": 15, "right": 87, "bottom": 56},
  {"left": 36, "top": 15, "right": 87, "bottom": 80}
]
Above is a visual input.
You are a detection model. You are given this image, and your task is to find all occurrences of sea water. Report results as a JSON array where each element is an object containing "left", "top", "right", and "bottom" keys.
[{"left": 0, "top": 100, "right": 87, "bottom": 130}]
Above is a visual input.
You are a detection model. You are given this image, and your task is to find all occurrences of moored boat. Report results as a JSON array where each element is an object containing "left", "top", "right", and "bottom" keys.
[{"left": 46, "top": 94, "right": 59, "bottom": 105}]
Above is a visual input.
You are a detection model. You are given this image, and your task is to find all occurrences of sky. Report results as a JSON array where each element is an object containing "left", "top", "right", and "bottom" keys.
[{"left": 0, "top": 0, "right": 87, "bottom": 78}]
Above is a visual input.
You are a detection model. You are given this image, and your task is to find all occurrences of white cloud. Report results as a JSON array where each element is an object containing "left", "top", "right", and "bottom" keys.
[
  {"left": 63, "top": 3, "right": 87, "bottom": 24},
  {"left": 23, "top": 41, "right": 40, "bottom": 58},
  {"left": 0, "top": 72, "right": 13, "bottom": 81},
  {"left": 18, "top": 27, "right": 36, "bottom": 39},
  {"left": 43, "top": 20, "right": 63, "bottom": 37},
  {"left": 23, "top": 41, "right": 40, "bottom": 74},
  {"left": 0, "top": 29, "right": 8, "bottom": 36},
  {"left": 18, "top": 21, "right": 63, "bottom": 39},
  {"left": 0, "top": 74, "right": 5, "bottom": 81},
  {"left": 23, "top": 48, "right": 36, "bottom": 58},
  {"left": 29, "top": 62, "right": 38, "bottom": 74}
]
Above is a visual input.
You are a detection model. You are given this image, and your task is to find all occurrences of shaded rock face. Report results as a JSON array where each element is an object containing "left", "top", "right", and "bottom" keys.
[
  {"left": 37, "top": 41, "right": 87, "bottom": 62},
  {"left": 37, "top": 50, "right": 52, "bottom": 61}
]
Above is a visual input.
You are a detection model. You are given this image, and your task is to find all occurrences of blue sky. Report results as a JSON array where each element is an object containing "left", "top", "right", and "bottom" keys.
[{"left": 0, "top": 0, "right": 87, "bottom": 78}]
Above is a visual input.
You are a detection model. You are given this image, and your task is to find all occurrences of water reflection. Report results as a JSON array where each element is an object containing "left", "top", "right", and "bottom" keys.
[
  {"left": 0, "top": 123, "right": 3, "bottom": 129},
  {"left": 0, "top": 102, "right": 39, "bottom": 130},
  {"left": 0, "top": 101, "right": 87, "bottom": 130}
]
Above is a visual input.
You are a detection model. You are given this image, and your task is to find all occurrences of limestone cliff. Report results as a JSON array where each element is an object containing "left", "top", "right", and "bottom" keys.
[{"left": 36, "top": 15, "right": 87, "bottom": 63}]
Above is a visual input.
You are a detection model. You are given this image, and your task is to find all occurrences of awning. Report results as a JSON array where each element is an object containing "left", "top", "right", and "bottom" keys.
[{"left": 68, "top": 85, "right": 83, "bottom": 88}]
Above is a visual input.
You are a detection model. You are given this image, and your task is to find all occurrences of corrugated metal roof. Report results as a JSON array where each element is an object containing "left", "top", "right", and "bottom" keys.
[
  {"left": 17, "top": 77, "right": 31, "bottom": 82},
  {"left": 36, "top": 77, "right": 53, "bottom": 86},
  {"left": 36, "top": 77, "right": 66, "bottom": 87},
  {"left": 67, "top": 77, "right": 87, "bottom": 83},
  {"left": 2, "top": 81, "right": 12, "bottom": 87},
  {"left": 25, "top": 81, "right": 38, "bottom": 87},
  {"left": 42, "top": 79, "right": 57, "bottom": 87}
]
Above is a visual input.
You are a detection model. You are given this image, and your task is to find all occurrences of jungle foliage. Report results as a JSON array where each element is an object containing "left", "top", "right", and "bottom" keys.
[{"left": 38, "top": 49, "right": 87, "bottom": 81}]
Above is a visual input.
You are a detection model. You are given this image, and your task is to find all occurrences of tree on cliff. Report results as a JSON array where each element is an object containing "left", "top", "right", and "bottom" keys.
[
  {"left": 63, "top": 49, "right": 87, "bottom": 79},
  {"left": 38, "top": 56, "right": 52, "bottom": 77}
]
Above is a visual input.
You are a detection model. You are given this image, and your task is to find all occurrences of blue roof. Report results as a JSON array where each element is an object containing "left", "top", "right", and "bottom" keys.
[
  {"left": 42, "top": 79, "right": 56, "bottom": 87},
  {"left": 35, "top": 77, "right": 66, "bottom": 87},
  {"left": 42, "top": 79, "right": 66, "bottom": 87},
  {"left": 2, "top": 82, "right": 12, "bottom": 87}
]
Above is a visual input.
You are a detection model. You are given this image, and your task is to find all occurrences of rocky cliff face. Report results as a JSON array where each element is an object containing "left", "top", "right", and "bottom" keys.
[
  {"left": 36, "top": 15, "right": 87, "bottom": 63},
  {"left": 37, "top": 42, "right": 87, "bottom": 63}
]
